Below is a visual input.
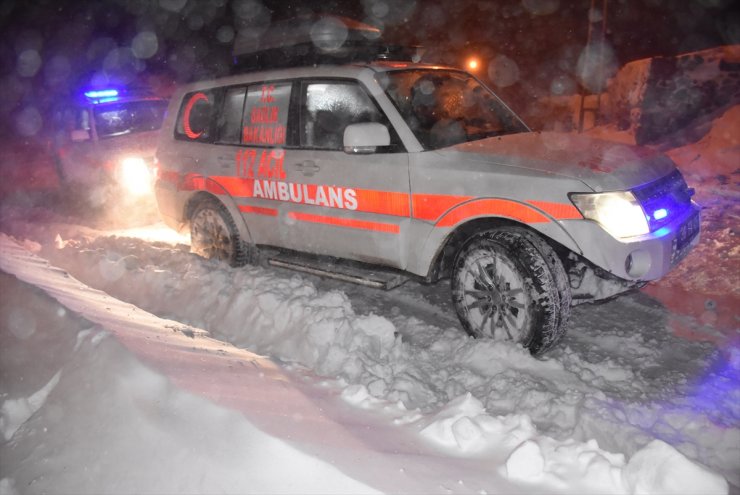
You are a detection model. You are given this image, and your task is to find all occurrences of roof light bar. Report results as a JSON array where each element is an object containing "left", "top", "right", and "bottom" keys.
[{"left": 84, "top": 89, "right": 119, "bottom": 99}]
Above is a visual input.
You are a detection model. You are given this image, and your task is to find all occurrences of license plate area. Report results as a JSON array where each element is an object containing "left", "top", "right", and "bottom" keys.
[{"left": 671, "top": 211, "right": 700, "bottom": 265}]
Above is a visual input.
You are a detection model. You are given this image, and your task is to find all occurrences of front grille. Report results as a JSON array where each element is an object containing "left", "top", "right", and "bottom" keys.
[{"left": 632, "top": 169, "right": 693, "bottom": 231}]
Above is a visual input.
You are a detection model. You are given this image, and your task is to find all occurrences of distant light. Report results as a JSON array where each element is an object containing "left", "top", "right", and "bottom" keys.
[
  {"left": 653, "top": 208, "right": 668, "bottom": 220},
  {"left": 95, "top": 96, "right": 120, "bottom": 104},
  {"left": 84, "top": 89, "right": 119, "bottom": 99},
  {"left": 467, "top": 57, "right": 480, "bottom": 71}
]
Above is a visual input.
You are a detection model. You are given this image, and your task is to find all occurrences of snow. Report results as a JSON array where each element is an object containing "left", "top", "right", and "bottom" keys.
[{"left": 1, "top": 112, "right": 738, "bottom": 493}]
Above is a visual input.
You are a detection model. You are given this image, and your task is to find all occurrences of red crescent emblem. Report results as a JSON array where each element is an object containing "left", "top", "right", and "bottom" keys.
[{"left": 182, "top": 92, "right": 209, "bottom": 139}]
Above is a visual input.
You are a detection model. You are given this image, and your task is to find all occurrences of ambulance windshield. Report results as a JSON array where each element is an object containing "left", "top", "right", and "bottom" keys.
[
  {"left": 94, "top": 100, "right": 168, "bottom": 139},
  {"left": 382, "top": 69, "right": 528, "bottom": 150}
]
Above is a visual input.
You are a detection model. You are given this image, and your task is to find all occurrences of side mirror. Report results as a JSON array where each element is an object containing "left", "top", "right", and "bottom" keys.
[
  {"left": 343, "top": 123, "right": 390, "bottom": 154},
  {"left": 70, "top": 129, "right": 91, "bottom": 142}
]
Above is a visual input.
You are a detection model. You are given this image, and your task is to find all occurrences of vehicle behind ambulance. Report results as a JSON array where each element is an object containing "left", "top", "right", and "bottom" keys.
[
  {"left": 155, "top": 41, "right": 700, "bottom": 355},
  {"left": 51, "top": 88, "right": 168, "bottom": 205}
]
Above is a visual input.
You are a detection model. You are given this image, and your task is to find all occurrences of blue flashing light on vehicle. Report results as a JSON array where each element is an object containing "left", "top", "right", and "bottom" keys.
[
  {"left": 653, "top": 226, "right": 671, "bottom": 238},
  {"left": 95, "top": 96, "right": 120, "bottom": 104},
  {"left": 653, "top": 208, "right": 669, "bottom": 221},
  {"left": 84, "top": 89, "right": 119, "bottom": 99}
]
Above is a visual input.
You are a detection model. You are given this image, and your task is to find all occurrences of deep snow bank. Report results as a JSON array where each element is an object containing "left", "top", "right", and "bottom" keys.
[
  {"left": 0, "top": 273, "right": 381, "bottom": 494},
  {"left": 1, "top": 234, "right": 731, "bottom": 494},
  {"left": 29, "top": 229, "right": 739, "bottom": 486}
]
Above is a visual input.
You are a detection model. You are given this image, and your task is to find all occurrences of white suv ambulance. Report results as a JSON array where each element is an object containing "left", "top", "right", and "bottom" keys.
[{"left": 155, "top": 62, "right": 700, "bottom": 354}]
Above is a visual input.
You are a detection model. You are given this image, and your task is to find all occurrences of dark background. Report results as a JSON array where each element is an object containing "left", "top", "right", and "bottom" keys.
[{"left": 1, "top": 0, "right": 738, "bottom": 138}]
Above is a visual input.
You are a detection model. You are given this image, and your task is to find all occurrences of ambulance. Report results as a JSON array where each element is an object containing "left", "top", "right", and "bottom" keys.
[
  {"left": 154, "top": 33, "right": 700, "bottom": 354},
  {"left": 51, "top": 88, "right": 168, "bottom": 204}
]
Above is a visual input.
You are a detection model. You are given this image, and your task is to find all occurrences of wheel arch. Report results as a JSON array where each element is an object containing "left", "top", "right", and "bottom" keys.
[
  {"left": 425, "top": 216, "right": 575, "bottom": 282},
  {"left": 184, "top": 189, "right": 253, "bottom": 245}
]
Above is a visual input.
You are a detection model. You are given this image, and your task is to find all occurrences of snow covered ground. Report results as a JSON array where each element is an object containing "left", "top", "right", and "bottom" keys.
[{"left": 1, "top": 109, "right": 738, "bottom": 493}]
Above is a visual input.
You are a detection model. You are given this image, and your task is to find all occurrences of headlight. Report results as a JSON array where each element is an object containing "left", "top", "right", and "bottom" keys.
[
  {"left": 118, "top": 156, "right": 153, "bottom": 196},
  {"left": 570, "top": 191, "right": 649, "bottom": 239}
]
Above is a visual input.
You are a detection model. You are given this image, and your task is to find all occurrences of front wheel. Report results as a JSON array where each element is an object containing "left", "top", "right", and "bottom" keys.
[
  {"left": 451, "top": 227, "right": 570, "bottom": 355},
  {"left": 190, "top": 197, "right": 251, "bottom": 267}
]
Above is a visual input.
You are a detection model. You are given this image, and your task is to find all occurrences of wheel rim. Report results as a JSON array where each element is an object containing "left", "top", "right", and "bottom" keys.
[
  {"left": 191, "top": 207, "right": 233, "bottom": 261},
  {"left": 458, "top": 249, "right": 529, "bottom": 342}
]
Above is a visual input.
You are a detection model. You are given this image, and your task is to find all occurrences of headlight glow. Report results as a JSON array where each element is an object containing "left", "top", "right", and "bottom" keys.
[
  {"left": 118, "top": 156, "right": 153, "bottom": 196},
  {"left": 570, "top": 191, "right": 650, "bottom": 239}
]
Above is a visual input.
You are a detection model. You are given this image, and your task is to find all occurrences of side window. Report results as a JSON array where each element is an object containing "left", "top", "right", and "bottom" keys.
[
  {"left": 175, "top": 89, "right": 219, "bottom": 142},
  {"left": 52, "top": 106, "right": 90, "bottom": 146},
  {"left": 300, "top": 82, "right": 383, "bottom": 150},
  {"left": 242, "top": 83, "right": 290, "bottom": 147},
  {"left": 77, "top": 108, "right": 91, "bottom": 131},
  {"left": 217, "top": 87, "right": 247, "bottom": 145},
  {"left": 53, "top": 107, "right": 89, "bottom": 132}
]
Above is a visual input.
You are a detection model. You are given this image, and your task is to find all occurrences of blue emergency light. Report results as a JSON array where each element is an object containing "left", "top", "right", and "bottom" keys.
[
  {"left": 653, "top": 208, "right": 668, "bottom": 221},
  {"left": 84, "top": 89, "right": 119, "bottom": 99}
]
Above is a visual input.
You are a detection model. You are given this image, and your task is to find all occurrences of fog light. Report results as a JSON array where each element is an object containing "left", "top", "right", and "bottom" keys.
[{"left": 625, "top": 249, "right": 651, "bottom": 278}]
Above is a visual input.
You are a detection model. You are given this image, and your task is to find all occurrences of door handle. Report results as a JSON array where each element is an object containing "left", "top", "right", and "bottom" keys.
[{"left": 293, "top": 160, "right": 321, "bottom": 176}]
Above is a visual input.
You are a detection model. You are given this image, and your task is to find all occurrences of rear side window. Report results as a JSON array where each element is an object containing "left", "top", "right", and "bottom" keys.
[
  {"left": 175, "top": 89, "right": 220, "bottom": 142},
  {"left": 217, "top": 87, "right": 247, "bottom": 145},
  {"left": 241, "top": 83, "right": 291, "bottom": 147}
]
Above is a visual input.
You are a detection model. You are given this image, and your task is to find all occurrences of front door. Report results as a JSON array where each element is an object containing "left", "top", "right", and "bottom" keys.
[{"left": 276, "top": 80, "right": 410, "bottom": 268}]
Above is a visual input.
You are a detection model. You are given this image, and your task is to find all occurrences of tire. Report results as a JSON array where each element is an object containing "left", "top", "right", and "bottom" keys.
[
  {"left": 190, "top": 197, "right": 251, "bottom": 267},
  {"left": 451, "top": 227, "right": 570, "bottom": 355}
]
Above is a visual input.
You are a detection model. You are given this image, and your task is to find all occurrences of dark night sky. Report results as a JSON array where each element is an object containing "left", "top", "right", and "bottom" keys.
[{"left": 1, "top": 0, "right": 738, "bottom": 136}]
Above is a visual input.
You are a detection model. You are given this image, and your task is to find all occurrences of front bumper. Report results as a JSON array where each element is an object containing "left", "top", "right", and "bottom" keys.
[{"left": 563, "top": 201, "right": 701, "bottom": 281}]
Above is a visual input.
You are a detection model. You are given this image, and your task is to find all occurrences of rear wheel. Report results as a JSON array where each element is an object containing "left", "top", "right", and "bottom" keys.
[
  {"left": 190, "top": 197, "right": 251, "bottom": 267},
  {"left": 451, "top": 227, "right": 570, "bottom": 355}
]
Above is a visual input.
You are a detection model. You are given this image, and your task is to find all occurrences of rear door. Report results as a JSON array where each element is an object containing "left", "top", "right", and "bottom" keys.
[
  {"left": 276, "top": 79, "right": 411, "bottom": 268},
  {"left": 54, "top": 105, "right": 99, "bottom": 185},
  {"left": 212, "top": 82, "right": 292, "bottom": 246}
]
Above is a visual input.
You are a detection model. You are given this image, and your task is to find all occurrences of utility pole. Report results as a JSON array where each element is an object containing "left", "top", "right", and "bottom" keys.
[{"left": 578, "top": 0, "right": 608, "bottom": 132}]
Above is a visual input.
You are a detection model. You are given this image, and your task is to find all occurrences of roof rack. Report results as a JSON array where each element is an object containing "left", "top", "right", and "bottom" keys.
[{"left": 232, "top": 16, "right": 420, "bottom": 72}]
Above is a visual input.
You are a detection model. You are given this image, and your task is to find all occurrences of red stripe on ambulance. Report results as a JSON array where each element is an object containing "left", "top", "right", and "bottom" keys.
[
  {"left": 527, "top": 200, "right": 583, "bottom": 220},
  {"left": 288, "top": 212, "right": 400, "bottom": 233},
  {"left": 412, "top": 193, "right": 473, "bottom": 222},
  {"left": 168, "top": 170, "right": 577, "bottom": 229},
  {"left": 238, "top": 205, "right": 278, "bottom": 216},
  {"left": 435, "top": 199, "right": 551, "bottom": 227}
]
